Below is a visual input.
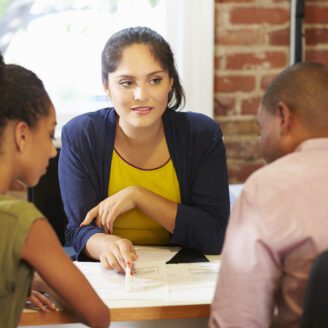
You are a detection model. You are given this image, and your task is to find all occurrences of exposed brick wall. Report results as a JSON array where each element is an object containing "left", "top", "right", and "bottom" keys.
[
  {"left": 7, "top": 1, "right": 328, "bottom": 192},
  {"left": 214, "top": 0, "right": 328, "bottom": 183}
]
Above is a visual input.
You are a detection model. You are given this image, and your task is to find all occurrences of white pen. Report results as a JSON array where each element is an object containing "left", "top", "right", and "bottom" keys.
[{"left": 125, "top": 262, "right": 134, "bottom": 291}]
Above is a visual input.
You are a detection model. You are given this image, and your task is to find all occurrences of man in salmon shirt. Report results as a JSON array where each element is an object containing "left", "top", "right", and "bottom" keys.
[{"left": 210, "top": 62, "right": 328, "bottom": 328}]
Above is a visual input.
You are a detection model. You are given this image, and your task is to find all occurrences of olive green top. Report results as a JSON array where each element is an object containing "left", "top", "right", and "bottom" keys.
[{"left": 0, "top": 195, "right": 44, "bottom": 328}]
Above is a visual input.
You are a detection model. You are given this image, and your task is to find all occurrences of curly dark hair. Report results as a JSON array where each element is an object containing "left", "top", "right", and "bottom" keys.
[
  {"left": 0, "top": 53, "right": 52, "bottom": 139},
  {"left": 101, "top": 26, "right": 185, "bottom": 111}
]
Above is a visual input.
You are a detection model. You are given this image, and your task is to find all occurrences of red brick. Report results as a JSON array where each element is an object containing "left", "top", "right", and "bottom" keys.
[
  {"left": 226, "top": 51, "right": 287, "bottom": 70},
  {"left": 215, "top": 75, "right": 256, "bottom": 93},
  {"left": 242, "top": 97, "right": 261, "bottom": 115},
  {"left": 230, "top": 7, "right": 290, "bottom": 25},
  {"left": 216, "top": 28, "right": 265, "bottom": 46},
  {"left": 213, "top": 0, "right": 328, "bottom": 184},
  {"left": 216, "top": 117, "right": 259, "bottom": 135},
  {"left": 269, "top": 28, "right": 290, "bottom": 46},
  {"left": 305, "top": 50, "right": 328, "bottom": 65},
  {"left": 306, "top": 28, "right": 328, "bottom": 45},
  {"left": 214, "top": 56, "right": 222, "bottom": 70},
  {"left": 214, "top": 97, "right": 236, "bottom": 116},
  {"left": 225, "top": 136, "right": 261, "bottom": 160},
  {"left": 227, "top": 160, "right": 265, "bottom": 183},
  {"left": 305, "top": 4, "right": 328, "bottom": 24},
  {"left": 216, "top": 0, "right": 254, "bottom": 3}
]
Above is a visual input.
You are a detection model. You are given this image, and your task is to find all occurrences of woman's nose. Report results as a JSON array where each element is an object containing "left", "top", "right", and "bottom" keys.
[{"left": 134, "top": 86, "right": 149, "bottom": 101}]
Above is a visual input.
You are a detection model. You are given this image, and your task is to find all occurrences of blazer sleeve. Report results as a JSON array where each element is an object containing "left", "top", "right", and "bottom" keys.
[
  {"left": 58, "top": 120, "right": 104, "bottom": 260},
  {"left": 170, "top": 117, "right": 230, "bottom": 254}
]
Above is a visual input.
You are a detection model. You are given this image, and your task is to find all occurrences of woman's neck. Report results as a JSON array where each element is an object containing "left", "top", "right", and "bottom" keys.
[
  {"left": 116, "top": 119, "right": 165, "bottom": 148},
  {"left": 0, "top": 162, "right": 13, "bottom": 194},
  {"left": 114, "top": 118, "right": 169, "bottom": 169}
]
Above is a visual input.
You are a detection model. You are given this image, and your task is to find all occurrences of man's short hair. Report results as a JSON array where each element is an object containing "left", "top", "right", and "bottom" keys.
[{"left": 262, "top": 62, "right": 328, "bottom": 133}]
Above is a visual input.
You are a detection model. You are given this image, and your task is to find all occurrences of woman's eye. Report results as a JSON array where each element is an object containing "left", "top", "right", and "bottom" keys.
[
  {"left": 150, "top": 77, "right": 162, "bottom": 85},
  {"left": 120, "top": 80, "right": 133, "bottom": 87}
]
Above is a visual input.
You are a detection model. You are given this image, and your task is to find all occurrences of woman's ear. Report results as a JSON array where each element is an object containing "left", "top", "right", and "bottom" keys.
[
  {"left": 169, "top": 78, "right": 174, "bottom": 92},
  {"left": 103, "top": 83, "right": 110, "bottom": 96},
  {"left": 14, "top": 121, "right": 29, "bottom": 152},
  {"left": 277, "top": 101, "right": 293, "bottom": 136}
]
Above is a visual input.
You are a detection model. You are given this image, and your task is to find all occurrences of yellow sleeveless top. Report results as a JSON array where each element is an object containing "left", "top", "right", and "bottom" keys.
[{"left": 108, "top": 149, "right": 181, "bottom": 245}]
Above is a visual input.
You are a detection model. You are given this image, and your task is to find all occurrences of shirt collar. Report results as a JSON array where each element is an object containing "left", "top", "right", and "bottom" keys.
[{"left": 296, "top": 138, "right": 328, "bottom": 153}]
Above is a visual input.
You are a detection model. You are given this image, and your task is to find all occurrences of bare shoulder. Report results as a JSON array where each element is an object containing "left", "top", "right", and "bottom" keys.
[{"left": 21, "top": 219, "right": 63, "bottom": 263}]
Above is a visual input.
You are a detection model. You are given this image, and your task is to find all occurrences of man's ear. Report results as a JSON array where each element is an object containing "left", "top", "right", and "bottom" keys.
[
  {"left": 277, "top": 101, "right": 292, "bottom": 136},
  {"left": 14, "top": 121, "right": 29, "bottom": 152}
]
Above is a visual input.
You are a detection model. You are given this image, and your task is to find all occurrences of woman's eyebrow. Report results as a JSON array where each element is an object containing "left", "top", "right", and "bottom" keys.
[
  {"left": 146, "top": 70, "right": 166, "bottom": 76},
  {"left": 114, "top": 70, "right": 166, "bottom": 79}
]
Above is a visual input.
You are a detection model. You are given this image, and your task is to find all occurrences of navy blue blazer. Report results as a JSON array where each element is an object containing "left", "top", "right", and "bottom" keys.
[{"left": 58, "top": 108, "right": 230, "bottom": 259}]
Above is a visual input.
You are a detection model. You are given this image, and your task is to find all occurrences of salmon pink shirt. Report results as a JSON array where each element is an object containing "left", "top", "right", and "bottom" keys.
[{"left": 210, "top": 138, "right": 328, "bottom": 328}]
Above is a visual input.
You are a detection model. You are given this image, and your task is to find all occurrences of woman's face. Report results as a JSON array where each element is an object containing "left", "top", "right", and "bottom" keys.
[
  {"left": 18, "top": 106, "right": 57, "bottom": 186},
  {"left": 106, "top": 43, "right": 173, "bottom": 132}
]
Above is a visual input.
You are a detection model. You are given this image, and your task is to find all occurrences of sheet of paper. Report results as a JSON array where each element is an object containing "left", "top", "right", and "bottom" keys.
[
  {"left": 74, "top": 260, "right": 168, "bottom": 301},
  {"left": 167, "top": 262, "right": 220, "bottom": 302},
  {"left": 74, "top": 247, "right": 221, "bottom": 307}
]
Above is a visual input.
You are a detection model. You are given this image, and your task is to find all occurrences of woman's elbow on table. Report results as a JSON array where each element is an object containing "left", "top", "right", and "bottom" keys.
[
  {"left": 84, "top": 307, "right": 110, "bottom": 328},
  {"left": 199, "top": 222, "right": 227, "bottom": 255}
]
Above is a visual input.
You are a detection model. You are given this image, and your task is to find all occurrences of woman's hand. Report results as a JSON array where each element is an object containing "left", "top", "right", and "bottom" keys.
[
  {"left": 26, "top": 290, "right": 57, "bottom": 312},
  {"left": 81, "top": 186, "right": 139, "bottom": 233},
  {"left": 98, "top": 238, "right": 138, "bottom": 273}
]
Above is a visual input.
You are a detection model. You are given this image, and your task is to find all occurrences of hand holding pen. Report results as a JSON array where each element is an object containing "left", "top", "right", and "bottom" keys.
[{"left": 93, "top": 237, "right": 138, "bottom": 273}]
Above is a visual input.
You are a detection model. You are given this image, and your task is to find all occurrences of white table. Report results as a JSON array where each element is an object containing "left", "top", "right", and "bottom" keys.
[{"left": 20, "top": 246, "right": 220, "bottom": 327}]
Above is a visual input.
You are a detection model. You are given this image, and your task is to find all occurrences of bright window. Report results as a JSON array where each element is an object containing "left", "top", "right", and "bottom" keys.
[{"left": 0, "top": 0, "right": 214, "bottom": 138}]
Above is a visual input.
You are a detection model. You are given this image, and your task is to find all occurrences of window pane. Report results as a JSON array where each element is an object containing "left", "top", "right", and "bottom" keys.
[
  {"left": 1, "top": 0, "right": 166, "bottom": 137},
  {"left": 0, "top": 0, "right": 214, "bottom": 138}
]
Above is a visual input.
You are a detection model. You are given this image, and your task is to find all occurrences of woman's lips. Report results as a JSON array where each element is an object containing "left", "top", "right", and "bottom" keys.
[{"left": 131, "top": 106, "right": 153, "bottom": 115}]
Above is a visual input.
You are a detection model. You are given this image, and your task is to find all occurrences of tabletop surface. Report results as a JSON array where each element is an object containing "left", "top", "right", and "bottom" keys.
[{"left": 20, "top": 246, "right": 220, "bottom": 325}]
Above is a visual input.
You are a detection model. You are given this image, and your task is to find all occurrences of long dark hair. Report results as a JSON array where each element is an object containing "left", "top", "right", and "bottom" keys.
[
  {"left": 101, "top": 26, "right": 185, "bottom": 111},
  {"left": 0, "top": 53, "right": 52, "bottom": 139}
]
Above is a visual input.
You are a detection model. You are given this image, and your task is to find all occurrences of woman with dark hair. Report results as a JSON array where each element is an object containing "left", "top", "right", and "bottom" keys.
[
  {"left": 59, "top": 26, "right": 230, "bottom": 273},
  {"left": 0, "top": 54, "right": 110, "bottom": 328}
]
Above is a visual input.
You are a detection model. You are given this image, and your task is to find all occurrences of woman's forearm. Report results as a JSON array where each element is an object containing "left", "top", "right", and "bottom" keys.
[{"left": 134, "top": 186, "right": 178, "bottom": 233}]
